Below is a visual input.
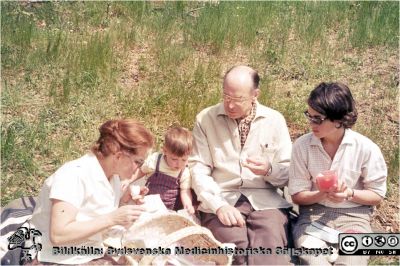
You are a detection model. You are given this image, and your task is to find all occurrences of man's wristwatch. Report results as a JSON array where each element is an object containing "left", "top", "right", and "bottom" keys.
[{"left": 266, "top": 165, "right": 272, "bottom": 176}]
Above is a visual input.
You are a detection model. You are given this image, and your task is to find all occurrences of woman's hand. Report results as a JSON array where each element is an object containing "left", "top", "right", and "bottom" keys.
[
  {"left": 110, "top": 205, "right": 145, "bottom": 228},
  {"left": 291, "top": 190, "right": 328, "bottom": 205},
  {"left": 130, "top": 186, "right": 149, "bottom": 204},
  {"left": 327, "top": 180, "right": 348, "bottom": 203},
  {"left": 121, "top": 169, "right": 146, "bottom": 193}
]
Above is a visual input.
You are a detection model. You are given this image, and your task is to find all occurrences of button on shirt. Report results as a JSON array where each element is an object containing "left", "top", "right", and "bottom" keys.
[
  {"left": 288, "top": 129, "right": 387, "bottom": 208},
  {"left": 29, "top": 153, "right": 122, "bottom": 264},
  {"left": 190, "top": 102, "right": 292, "bottom": 214}
]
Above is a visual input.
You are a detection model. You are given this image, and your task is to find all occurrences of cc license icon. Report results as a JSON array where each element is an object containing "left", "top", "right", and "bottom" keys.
[
  {"left": 374, "top": 235, "right": 386, "bottom": 247},
  {"left": 341, "top": 236, "right": 358, "bottom": 254}
]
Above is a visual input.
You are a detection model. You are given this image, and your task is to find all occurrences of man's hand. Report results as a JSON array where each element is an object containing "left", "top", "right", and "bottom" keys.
[
  {"left": 242, "top": 157, "right": 271, "bottom": 176},
  {"left": 216, "top": 205, "right": 245, "bottom": 227}
]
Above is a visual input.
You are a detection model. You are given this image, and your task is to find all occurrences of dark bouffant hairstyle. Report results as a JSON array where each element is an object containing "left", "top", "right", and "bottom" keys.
[{"left": 308, "top": 82, "right": 358, "bottom": 128}]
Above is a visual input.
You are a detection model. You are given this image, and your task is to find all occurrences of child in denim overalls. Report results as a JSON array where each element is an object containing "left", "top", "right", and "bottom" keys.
[{"left": 122, "top": 126, "right": 195, "bottom": 214}]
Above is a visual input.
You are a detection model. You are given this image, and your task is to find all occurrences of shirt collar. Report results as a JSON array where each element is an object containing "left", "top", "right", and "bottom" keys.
[
  {"left": 341, "top": 129, "right": 355, "bottom": 145},
  {"left": 310, "top": 129, "right": 354, "bottom": 146},
  {"left": 87, "top": 153, "right": 110, "bottom": 182}
]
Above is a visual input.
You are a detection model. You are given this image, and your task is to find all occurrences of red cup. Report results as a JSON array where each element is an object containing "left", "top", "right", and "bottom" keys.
[{"left": 316, "top": 170, "right": 338, "bottom": 192}]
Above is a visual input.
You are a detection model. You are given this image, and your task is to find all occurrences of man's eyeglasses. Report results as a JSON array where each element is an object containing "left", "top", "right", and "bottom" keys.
[
  {"left": 222, "top": 93, "right": 252, "bottom": 104},
  {"left": 303, "top": 111, "right": 327, "bottom": 125}
]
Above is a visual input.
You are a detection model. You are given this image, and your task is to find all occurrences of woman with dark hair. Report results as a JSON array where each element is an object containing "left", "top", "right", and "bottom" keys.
[
  {"left": 27, "top": 119, "right": 154, "bottom": 265},
  {"left": 288, "top": 82, "right": 387, "bottom": 265}
]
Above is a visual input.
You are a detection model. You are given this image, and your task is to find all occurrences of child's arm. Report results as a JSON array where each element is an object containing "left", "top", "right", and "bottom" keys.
[
  {"left": 180, "top": 189, "right": 194, "bottom": 214},
  {"left": 120, "top": 169, "right": 147, "bottom": 204}
]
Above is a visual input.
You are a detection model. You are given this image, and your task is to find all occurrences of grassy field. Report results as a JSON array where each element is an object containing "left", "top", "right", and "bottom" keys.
[{"left": 1, "top": 1, "right": 399, "bottom": 263}]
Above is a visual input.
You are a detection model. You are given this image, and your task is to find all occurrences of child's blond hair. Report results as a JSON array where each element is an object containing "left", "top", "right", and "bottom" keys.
[{"left": 164, "top": 126, "right": 193, "bottom": 157}]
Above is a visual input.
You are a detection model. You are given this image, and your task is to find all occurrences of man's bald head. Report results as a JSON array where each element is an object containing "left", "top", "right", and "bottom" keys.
[
  {"left": 222, "top": 65, "right": 260, "bottom": 119},
  {"left": 223, "top": 65, "right": 260, "bottom": 92}
]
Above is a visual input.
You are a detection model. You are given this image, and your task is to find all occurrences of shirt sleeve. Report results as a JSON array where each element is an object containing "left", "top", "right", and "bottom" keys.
[
  {"left": 49, "top": 164, "right": 86, "bottom": 208},
  {"left": 189, "top": 119, "right": 229, "bottom": 214},
  {"left": 263, "top": 113, "right": 292, "bottom": 187},
  {"left": 179, "top": 167, "right": 191, "bottom": 189},
  {"left": 288, "top": 138, "right": 313, "bottom": 195},
  {"left": 361, "top": 143, "right": 387, "bottom": 197}
]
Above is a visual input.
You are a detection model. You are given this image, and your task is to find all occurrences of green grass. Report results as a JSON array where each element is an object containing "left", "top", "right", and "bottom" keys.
[{"left": 1, "top": 1, "right": 398, "bottom": 244}]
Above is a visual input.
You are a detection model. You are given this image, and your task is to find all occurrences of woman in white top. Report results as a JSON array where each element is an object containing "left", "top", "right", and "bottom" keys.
[
  {"left": 288, "top": 82, "right": 387, "bottom": 265},
  {"left": 28, "top": 119, "right": 154, "bottom": 265}
]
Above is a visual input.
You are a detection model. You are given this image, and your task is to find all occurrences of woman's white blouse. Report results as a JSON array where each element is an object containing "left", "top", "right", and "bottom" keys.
[
  {"left": 288, "top": 129, "right": 387, "bottom": 208},
  {"left": 30, "top": 153, "right": 121, "bottom": 264}
]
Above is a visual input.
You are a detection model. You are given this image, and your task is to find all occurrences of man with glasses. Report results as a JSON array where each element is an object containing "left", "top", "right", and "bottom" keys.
[{"left": 190, "top": 65, "right": 292, "bottom": 265}]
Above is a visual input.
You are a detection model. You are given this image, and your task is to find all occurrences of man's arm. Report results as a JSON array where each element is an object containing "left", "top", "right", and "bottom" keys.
[
  {"left": 190, "top": 115, "right": 246, "bottom": 227},
  {"left": 190, "top": 119, "right": 229, "bottom": 213}
]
